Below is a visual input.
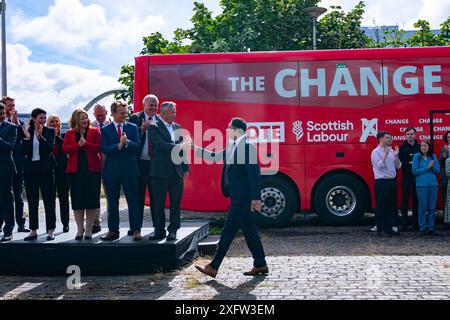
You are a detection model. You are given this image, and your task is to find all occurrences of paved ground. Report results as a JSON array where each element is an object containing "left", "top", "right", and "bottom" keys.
[{"left": 0, "top": 198, "right": 449, "bottom": 300}]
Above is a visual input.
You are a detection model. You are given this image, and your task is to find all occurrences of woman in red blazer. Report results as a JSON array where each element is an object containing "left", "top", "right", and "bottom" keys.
[{"left": 63, "top": 109, "right": 102, "bottom": 240}]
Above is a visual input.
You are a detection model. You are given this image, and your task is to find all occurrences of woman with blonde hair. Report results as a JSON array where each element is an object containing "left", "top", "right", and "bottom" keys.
[
  {"left": 63, "top": 109, "right": 102, "bottom": 240},
  {"left": 47, "top": 114, "right": 70, "bottom": 232}
]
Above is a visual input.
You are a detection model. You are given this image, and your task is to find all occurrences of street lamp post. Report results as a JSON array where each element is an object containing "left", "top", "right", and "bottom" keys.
[
  {"left": 303, "top": 6, "right": 327, "bottom": 50},
  {"left": 1, "top": 0, "right": 6, "bottom": 96}
]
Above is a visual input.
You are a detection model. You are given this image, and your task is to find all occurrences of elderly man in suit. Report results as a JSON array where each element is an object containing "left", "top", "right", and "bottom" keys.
[
  {"left": 100, "top": 101, "right": 142, "bottom": 241},
  {"left": 194, "top": 117, "right": 268, "bottom": 278},
  {"left": 148, "top": 101, "right": 189, "bottom": 241},
  {"left": 91, "top": 103, "right": 110, "bottom": 234},
  {"left": 0, "top": 103, "right": 18, "bottom": 242},
  {"left": 128, "top": 94, "right": 159, "bottom": 236}
]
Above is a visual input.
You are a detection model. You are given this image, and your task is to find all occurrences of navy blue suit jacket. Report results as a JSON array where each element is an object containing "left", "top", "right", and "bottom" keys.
[
  {"left": 101, "top": 121, "right": 141, "bottom": 178},
  {"left": 0, "top": 121, "right": 18, "bottom": 176},
  {"left": 197, "top": 138, "right": 261, "bottom": 202}
]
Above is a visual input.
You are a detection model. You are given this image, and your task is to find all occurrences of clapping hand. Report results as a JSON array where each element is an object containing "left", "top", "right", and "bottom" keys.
[
  {"left": 35, "top": 123, "right": 43, "bottom": 138},
  {"left": 120, "top": 133, "right": 128, "bottom": 146},
  {"left": 22, "top": 126, "right": 31, "bottom": 140},
  {"left": 428, "top": 160, "right": 435, "bottom": 169},
  {"left": 79, "top": 134, "right": 86, "bottom": 147},
  {"left": 393, "top": 146, "right": 399, "bottom": 156},
  {"left": 10, "top": 109, "right": 19, "bottom": 125}
]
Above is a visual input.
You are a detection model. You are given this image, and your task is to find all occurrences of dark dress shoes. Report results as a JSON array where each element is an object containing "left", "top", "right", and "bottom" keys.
[
  {"left": 92, "top": 226, "right": 102, "bottom": 234},
  {"left": 63, "top": 226, "right": 70, "bottom": 233},
  {"left": 24, "top": 234, "right": 38, "bottom": 241},
  {"left": 84, "top": 235, "right": 92, "bottom": 240},
  {"left": 17, "top": 226, "right": 30, "bottom": 233},
  {"left": 75, "top": 235, "right": 83, "bottom": 240},
  {"left": 148, "top": 232, "right": 166, "bottom": 240},
  {"left": 243, "top": 265, "right": 269, "bottom": 276},
  {"left": 1, "top": 234, "right": 12, "bottom": 242},
  {"left": 133, "top": 231, "right": 142, "bottom": 241},
  {"left": 47, "top": 235, "right": 55, "bottom": 241},
  {"left": 100, "top": 232, "right": 120, "bottom": 241},
  {"left": 127, "top": 230, "right": 134, "bottom": 236},
  {"left": 166, "top": 231, "right": 177, "bottom": 241},
  {"left": 195, "top": 264, "right": 218, "bottom": 278}
]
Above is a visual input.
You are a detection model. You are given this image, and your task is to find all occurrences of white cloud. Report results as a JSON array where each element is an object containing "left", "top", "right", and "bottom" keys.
[
  {"left": 4, "top": 43, "right": 120, "bottom": 122},
  {"left": 11, "top": 0, "right": 166, "bottom": 50}
]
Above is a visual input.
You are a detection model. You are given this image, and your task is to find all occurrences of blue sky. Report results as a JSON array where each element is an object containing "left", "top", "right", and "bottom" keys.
[{"left": 1, "top": 0, "right": 449, "bottom": 121}]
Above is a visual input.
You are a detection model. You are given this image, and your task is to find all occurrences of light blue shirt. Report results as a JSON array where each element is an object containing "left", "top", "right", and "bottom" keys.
[{"left": 412, "top": 153, "right": 439, "bottom": 187}]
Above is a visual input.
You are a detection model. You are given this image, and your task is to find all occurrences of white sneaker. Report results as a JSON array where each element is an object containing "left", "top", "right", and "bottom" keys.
[
  {"left": 392, "top": 226, "right": 399, "bottom": 232},
  {"left": 370, "top": 225, "right": 377, "bottom": 232}
]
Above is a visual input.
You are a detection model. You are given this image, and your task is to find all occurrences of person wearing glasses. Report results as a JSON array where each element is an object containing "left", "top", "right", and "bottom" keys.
[
  {"left": 128, "top": 94, "right": 160, "bottom": 236},
  {"left": 100, "top": 101, "right": 141, "bottom": 241},
  {"left": 194, "top": 117, "right": 268, "bottom": 278}
]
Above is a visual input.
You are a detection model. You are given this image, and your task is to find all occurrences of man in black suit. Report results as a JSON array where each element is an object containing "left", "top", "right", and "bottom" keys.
[
  {"left": 0, "top": 103, "right": 17, "bottom": 242},
  {"left": 148, "top": 101, "right": 189, "bottom": 241},
  {"left": 128, "top": 94, "right": 159, "bottom": 236},
  {"left": 2, "top": 96, "right": 29, "bottom": 232},
  {"left": 194, "top": 117, "right": 268, "bottom": 278}
]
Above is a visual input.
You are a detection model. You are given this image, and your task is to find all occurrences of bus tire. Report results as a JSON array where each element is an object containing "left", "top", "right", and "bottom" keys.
[
  {"left": 256, "top": 176, "right": 296, "bottom": 227},
  {"left": 313, "top": 173, "right": 367, "bottom": 226}
]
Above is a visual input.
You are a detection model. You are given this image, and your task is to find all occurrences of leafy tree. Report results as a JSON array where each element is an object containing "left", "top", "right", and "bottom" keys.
[
  {"left": 407, "top": 19, "right": 439, "bottom": 47},
  {"left": 317, "top": 1, "right": 372, "bottom": 49},
  {"left": 436, "top": 16, "right": 450, "bottom": 45}
]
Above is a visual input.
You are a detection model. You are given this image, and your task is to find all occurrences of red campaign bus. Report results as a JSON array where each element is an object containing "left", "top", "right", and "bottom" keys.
[{"left": 134, "top": 47, "right": 450, "bottom": 227}]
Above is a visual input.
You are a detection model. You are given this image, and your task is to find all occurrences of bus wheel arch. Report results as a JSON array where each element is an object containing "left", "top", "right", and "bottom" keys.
[
  {"left": 257, "top": 173, "right": 300, "bottom": 227},
  {"left": 311, "top": 170, "right": 371, "bottom": 226}
]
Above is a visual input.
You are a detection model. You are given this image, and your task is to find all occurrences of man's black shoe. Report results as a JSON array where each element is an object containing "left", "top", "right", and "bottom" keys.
[
  {"left": 1, "top": 234, "right": 12, "bottom": 242},
  {"left": 63, "top": 226, "right": 70, "bottom": 233},
  {"left": 17, "top": 226, "right": 30, "bottom": 233},
  {"left": 377, "top": 231, "right": 392, "bottom": 237},
  {"left": 148, "top": 233, "right": 166, "bottom": 241},
  {"left": 100, "top": 232, "right": 120, "bottom": 241},
  {"left": 386, "top": 230, "right": 400, "bottom": 236},
  {"left": 166, "top": 231, "right": 177, "bottom": 241},
  {"left": 127, "top": 230, "right": 134, "bottom": 236},
  {"left": 92, "top": 225, "right": 102, "bottom": 234}
]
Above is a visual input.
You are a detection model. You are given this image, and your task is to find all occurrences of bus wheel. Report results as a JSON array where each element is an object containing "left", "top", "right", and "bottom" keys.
[
  {"left": 256, "top": 176, "right": 296, "bottom": 227},
  {"left": 313, "top": 174, "right": 367, "bottom": 226}
]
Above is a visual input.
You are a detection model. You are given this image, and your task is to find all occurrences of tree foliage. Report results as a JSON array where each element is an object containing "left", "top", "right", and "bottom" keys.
[
  {"left": 317, "top": 2, "right": 372, "bottom": 49},
  {"left": 117, "top": 1, "right": 449, "bottom": 105}
]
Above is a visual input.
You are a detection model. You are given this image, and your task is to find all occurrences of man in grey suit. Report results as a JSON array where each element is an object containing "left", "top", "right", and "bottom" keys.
[
  {"left": 148, "top": 101, "right": 189, "bottom": 241},
  {"left": 0, "top": 103, "right": 18, "bottom": 242}
]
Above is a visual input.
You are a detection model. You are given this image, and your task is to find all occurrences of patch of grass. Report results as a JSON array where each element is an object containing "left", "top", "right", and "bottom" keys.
[
  {"left": 185, "top": 278, "right": 201, "bottom": 289},
  {"left": 208, "top": 226, "right": 222, "bottom": 235}
]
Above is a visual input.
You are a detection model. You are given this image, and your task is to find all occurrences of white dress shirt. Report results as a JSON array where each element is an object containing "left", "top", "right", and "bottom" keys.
[
  {"left": 161, "top": 118, "right": 176, "bottom": 143},
  {"left": 140, "top": 114, "right": 157, "bottom": 160}
]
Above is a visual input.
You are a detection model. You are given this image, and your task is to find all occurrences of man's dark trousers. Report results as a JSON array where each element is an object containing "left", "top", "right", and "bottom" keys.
[
  {"left": 375, "top": 178, "right": 397, "bottom": 232},
  {"left": 151, "top": 166, "right": 183, "bottom": 234},
  {"left": 400, "top": 177, "right": 418, "bottom": 226},
  {"left": 210, "top": 198, "right": 266, "bottom": 269}
]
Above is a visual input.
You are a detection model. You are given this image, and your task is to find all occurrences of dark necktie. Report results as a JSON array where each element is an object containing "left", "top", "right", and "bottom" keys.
[
  {"left": 99, "top": 122, "right": 103, "bottom": 129},
  {"left": 117, "top": 124, "right": 122, "bottom": 139}
]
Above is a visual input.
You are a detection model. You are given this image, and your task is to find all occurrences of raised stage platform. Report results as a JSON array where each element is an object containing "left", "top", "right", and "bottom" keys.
[{"left": 0, "top": 224, "right": 209, "bottom": 276}]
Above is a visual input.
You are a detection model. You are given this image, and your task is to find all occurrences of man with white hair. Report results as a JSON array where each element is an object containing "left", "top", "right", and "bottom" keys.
[
  {"left": 128, "top": 94, "right": 159, "bottom": 236},
  {"left": 91, "top": 103, "right": 110, "bottom": 233}
]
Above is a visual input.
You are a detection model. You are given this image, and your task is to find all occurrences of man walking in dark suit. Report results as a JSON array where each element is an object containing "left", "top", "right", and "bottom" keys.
[
  {"left": 128, "top": 94, "right": 159, "bottom": 236},
  {"left": 100, "top": 101, "right": 142, "bottom": 241},
  {"left": 0, "top": 103, "right": 17, "bottom": 242},
  {"left": 148, "top": 101, "right": 189, "bottom": 241},
  {"left": 194, "top": 117, "right": 268, "bottom": 278}
]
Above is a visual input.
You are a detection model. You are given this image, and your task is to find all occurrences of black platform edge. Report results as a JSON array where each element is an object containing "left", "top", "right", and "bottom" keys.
[
  {"left": 0, "top": 224, "right": 209, "bottom": 276},
  {"left": 197, "top": 235, "right": 219, "bottom": 256}
]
